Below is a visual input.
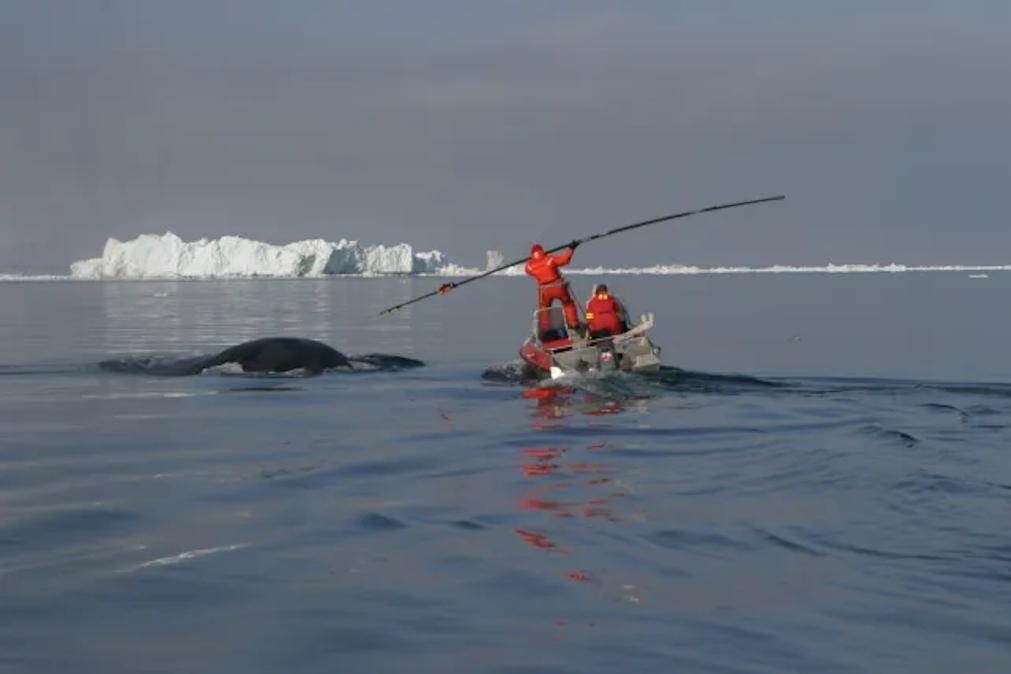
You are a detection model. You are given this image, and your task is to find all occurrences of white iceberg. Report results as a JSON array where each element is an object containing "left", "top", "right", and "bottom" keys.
[{"left": 70, "top": 232, "right": 459, "bottom": 279}]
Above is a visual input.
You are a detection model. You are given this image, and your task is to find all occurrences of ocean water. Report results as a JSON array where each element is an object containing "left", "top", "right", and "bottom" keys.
[{"left": 2, "top": 273, "right": 1011, "bottom": 673}]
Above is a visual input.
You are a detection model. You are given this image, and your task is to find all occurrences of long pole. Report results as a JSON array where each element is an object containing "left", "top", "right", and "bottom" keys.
[{"left": 379, "top": 195, "right": 784, "bottom": 315}]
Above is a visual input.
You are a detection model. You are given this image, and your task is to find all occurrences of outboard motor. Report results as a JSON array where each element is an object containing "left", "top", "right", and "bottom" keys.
[{"left": 596, "top": 339, "right": 618, "bottom": 372}]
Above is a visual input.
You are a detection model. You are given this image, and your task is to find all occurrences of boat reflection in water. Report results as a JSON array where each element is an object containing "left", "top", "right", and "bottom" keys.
[
  {"left": 522, "top": 386, "right": 633, "bottom": 427},
  {"left": 513, "top": 388, "right": 644, "bottom": 604}
]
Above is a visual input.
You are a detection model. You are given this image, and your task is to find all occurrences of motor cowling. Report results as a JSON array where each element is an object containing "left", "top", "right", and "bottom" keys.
[{"left": 597, "top": 346, "right": 618, "bottom": 371}]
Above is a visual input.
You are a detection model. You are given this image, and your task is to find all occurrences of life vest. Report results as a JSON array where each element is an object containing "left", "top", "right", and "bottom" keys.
[
  {"left": 525, "top": 247, "right": 574, "bottom": 286},
  {"left": 585, "top": 292, "right": 624, "bottom": 336}
]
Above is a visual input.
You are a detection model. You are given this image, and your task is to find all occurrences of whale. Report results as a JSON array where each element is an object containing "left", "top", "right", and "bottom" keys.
[
  {"left": 99, "top": 337, "right": 423, "bottom": 376},
  {"left": 201, "top": 337, "right": 350, "bottom": 374}
]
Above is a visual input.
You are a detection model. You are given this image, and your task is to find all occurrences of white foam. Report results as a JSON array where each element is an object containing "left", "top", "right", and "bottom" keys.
[
  {"left": 79, "top": 391, "right": 217, "bottom": 400},
  {"left": 69, "top": 232, "right": 458, "bottom": 279},
  {"left": 124, "top": 543, "right": 247, "bottom": 571},
  {"left": 200, "top": 362, "right": 248, "bottom": 376}
]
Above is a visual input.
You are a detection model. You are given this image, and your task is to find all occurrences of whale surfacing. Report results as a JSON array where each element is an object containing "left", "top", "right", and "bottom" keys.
[
  {"left": 99, "top": 337, "right": 424, "bottom": 376},
  {"left": 202, "top": 337, "right": 351, "bottom": 374}
]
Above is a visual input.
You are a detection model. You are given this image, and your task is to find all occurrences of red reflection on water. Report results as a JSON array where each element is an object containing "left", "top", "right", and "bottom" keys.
[
  {"left": 520, "top": 497, "right": 566, "bottom": 512},
  {"left": 514, "top": 389, "right": 636, "bottom": 610},
  {"left": 517, "top": 446, "right": 621, "bottom": 523},
  {"left": 522, "top": 388, "right": 567, "bottom": 400},
  {"left": 524, "top": 448, "right": 564, "bottom": 460},
  {"left": 520, "top": 446, "right": 565, "bottom": 476},
  {"left": 515, "top": 528, "right": 566, "bottom": 553},
  {"left": 523, "top": 387, "right": 579, "bottom": 427},
  {"left": 525, "top": 387, "right": 632, "bottom": 424}
]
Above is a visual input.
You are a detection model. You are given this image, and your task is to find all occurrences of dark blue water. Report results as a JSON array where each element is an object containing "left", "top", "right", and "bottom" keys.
[{"left": 2, "top": 274, "right": 1010, "bottom": 673}]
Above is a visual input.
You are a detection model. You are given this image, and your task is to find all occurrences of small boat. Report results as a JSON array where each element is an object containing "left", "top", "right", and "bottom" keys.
[{"left": 519, "top": 303, "right": 662, "bottom": 380}]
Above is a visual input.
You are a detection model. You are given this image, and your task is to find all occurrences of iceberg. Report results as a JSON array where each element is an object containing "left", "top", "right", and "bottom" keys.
[{"left": 69, "top": 232, "right": 460, "bottom": 279}]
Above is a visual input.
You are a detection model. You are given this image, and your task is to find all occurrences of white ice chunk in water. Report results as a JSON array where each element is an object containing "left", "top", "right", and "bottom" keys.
[{"left": 486, "top": 250, "right": 505, "bottom": 270}]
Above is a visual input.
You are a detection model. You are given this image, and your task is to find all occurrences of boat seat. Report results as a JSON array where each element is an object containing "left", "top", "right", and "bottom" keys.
[
  {"left": 539, "top": 328, "right": 568, "bottom": 342},
  {"left": 542, "top": 336, "right": 573, "bottom": 352}
]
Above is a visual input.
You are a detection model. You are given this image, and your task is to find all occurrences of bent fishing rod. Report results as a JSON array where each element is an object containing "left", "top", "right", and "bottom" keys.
[{"left": 379, "top": 194, "right": 785, "bottom": 315}]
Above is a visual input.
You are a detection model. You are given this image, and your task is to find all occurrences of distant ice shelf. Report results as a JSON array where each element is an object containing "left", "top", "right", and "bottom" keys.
[
  {"left": 568, "top": 263, "right": 1011, "bottom": 275},
  {"left": 1, "top": 233, "right": 1005, "bottom": 281},
  {"left": 0, "top": 274, "right": 73, "bottom": 282}
]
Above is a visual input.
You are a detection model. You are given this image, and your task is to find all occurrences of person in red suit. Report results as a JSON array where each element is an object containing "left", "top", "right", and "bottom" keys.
[
  {"left": 525, "top": 242, "right": 582, "bottom": 330},
  {"left": 584, "top": 283, "right": 628, "bottom": 338}
]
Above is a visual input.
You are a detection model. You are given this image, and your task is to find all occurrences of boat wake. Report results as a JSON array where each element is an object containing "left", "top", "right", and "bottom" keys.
[
  {"left": 485, "top": 359, "right": 1011, "bottom": 408},
  {"left": 481, "top": 360, "right": 548, "bottom": 384},
  {"left": 482, "top": 360, "right": 780, "bottom": 397}
]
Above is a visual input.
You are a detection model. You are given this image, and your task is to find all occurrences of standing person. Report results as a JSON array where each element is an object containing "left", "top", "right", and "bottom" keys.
[
  {"left": 585, "top": 283, "right": 629, "bottom": 338},
  {"left": 525, "top": 242, "right": 582, "bottom": 331}
]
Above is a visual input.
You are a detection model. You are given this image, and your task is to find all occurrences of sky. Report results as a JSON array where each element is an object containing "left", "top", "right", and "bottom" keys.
[{"left": 1, "top": 0, "right": 1010, "bottom": 273}]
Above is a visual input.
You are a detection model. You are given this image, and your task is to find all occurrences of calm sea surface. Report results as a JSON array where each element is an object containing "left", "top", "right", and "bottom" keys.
[{"left": 2, "top": 273, "right": 1011, "bottom": 673}]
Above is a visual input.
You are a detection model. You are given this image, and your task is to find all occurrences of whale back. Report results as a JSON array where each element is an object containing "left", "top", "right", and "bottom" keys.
[{"left": 204, "top": 337, "right": 350, "bottom": 373}]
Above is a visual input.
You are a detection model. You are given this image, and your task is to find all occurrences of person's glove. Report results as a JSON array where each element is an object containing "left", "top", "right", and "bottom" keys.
[
  {"left": 437, "top": 282, "right": 455, "bottom": 295},
  {"left": 569, "top": 240, "right": 581, "bottom": 250}
]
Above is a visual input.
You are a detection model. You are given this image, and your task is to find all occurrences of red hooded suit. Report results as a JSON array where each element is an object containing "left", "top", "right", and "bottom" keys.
[
  {"left": 525, "top": 244, "right": 580, "bottom": 329},
  {"left": 585, "top": 286, "right": 627, "bottom": 337}
]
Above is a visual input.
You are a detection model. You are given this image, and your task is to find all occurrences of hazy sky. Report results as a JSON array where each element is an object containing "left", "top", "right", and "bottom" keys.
[{"left": 2, "top": 0, "right": 1009, "bottom": 272}]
